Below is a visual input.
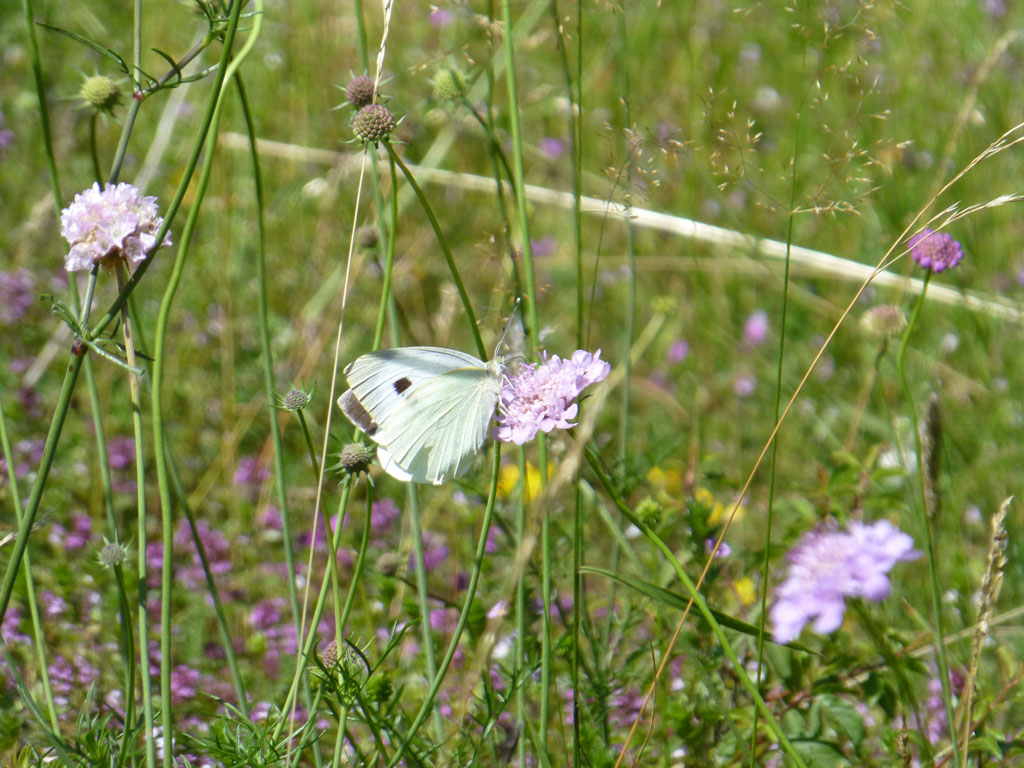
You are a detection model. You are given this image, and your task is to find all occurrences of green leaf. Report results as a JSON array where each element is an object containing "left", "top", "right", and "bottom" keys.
[
  {"left": 791, "top": 739, "right": 849, "bottom": 768},
  {"left": 38, "top": 24, "right": 129, "bottom": 74},
  {"left": 579, "top": 565, "right": 815, "bottom": 653},
  {"left": 818, "top": 694, "right": 865, "bottom": 746}
]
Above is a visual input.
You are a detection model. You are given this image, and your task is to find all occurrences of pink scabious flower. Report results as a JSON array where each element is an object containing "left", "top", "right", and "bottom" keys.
[
  {"left": 908, "top": 229, "right": 964, "bottom": 273},
  {"left": 494, "top": 349, "right": 611, "bottom": 445},
  {"left": 770, "top": 520, "right": 920, "bottom": 643},
  {"left": 60, "top": 182, "right": 171, "bottom": 272}
]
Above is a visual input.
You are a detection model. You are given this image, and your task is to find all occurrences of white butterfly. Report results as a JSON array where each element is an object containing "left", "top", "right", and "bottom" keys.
[{"left": 338, "top": 346, "right": 504, "bottom": 484}]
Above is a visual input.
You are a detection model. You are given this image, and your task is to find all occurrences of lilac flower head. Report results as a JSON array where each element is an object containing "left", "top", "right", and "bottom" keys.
[
  {"left": 0, "top": 110, "right": 13, "bottom": 151},
  {"left": 908, "top": 229, "right": 964, "bottom": 273},
  {"left": 0, "top": 270, "right": 34, "bottom": 324},
  {"left": 494, "top": 349, "right": 611, "bottom": 445},
  {"left": 743, "top": 310, "right": 769, "bottom": 347},
  {"left": 539, "top": 137, "right": 566, "bottom": 158},
  {"left": 667, "top": 339, "right": 689, "bottom": 364},
  {"left": 770, "top": 520, "right": 920, "bottom": 643},
  {"left": 60, "top": 182, "right": 171, "bottom": 272}
]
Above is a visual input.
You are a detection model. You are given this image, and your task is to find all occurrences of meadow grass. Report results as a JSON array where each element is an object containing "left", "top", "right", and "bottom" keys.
[{"left": 2, "top": 0, "right": 1024, "bottom": 765}]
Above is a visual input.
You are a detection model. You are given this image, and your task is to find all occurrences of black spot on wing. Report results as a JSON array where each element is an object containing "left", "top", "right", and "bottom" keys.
[
  {"left": 393, "top": 377, "right": 413, "bottom": 395},
  {"left": 339, "top": 390, "right": 379, "bottom": 436}
]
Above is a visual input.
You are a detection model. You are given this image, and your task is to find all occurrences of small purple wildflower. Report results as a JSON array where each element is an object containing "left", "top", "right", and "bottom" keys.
[
  {"left": 428, "top": 7, "right": 453, "bottom": 27},
  {"left": 370, "top": 497, "right": 401, "bottom": 535},
  {"left": 60, "top": 182, "right": 171, "bottom": 272},
  {"left": 410, "top": 531, "right": 448, "bottom": 571},
  {"left": 495, "top": 349, "right": 611, "bottom": 445},
  {"left": 667, "top": 339, "right": 689, "bottom": 364},
  {"left": 233, "top": 454, "right": 270, "bottom": 488},
  {"left": 0, "top": 270, "right": 33, "bottom": 324},
  {"left": 770, "top": 520, "right": 920, "bottom": 643},
  {"left": 705, "top": 538, "right": 731, "bottom": 558},
  {"left": 539, "top": 137, "right": 566, "bottom": 158},
  {"left": 0, "top": 110, "right": 13, "bottom": 151},
  {"left": 733, "top": 375, "right": 756, "bottom": 397},
  {"left": 531, "top": 236, "right": 557, "bottom": 258},
  {"left": 107, "top": 437, "right": 136, "bottom": 470},
  {"left": 743, "top": 310, "right": 769, "bottom": 347},
  {"left": 908, "top": 229, "right": 964, "bottom": 273}
]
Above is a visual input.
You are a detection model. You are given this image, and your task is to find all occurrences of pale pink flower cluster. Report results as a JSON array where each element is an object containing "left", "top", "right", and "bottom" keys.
[
  {"left": 60, "top": 182, "right": 171, "bottom": 272},
  {"left": 494, "top": 349, "right": 610, "bottom": 445}
]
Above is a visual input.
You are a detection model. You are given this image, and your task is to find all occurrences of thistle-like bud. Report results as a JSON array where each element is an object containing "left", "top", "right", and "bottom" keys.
[
  {"left": 80, "top": 76, "right": 122, "bottom": 114},
  {"left": 345, "top": 75, "right": 375, "bottom": 109},
  {"left": 364, "top": 674, "right": 394, "bottom": 705},
  {"left": 636, "top": 496, "right": 663, "bottom": 528},
  {"left": 432, "top": 68, "right": 467, "bottom": 102},
  {"left": 99, "top": 541, "right": 129, "bottom": 568},
  {"left": 284, "top": 388, "right": 311, "bottom": 411},
  {"left": 356, "top": 225, "right": 379, "bottom": 249},
  {"left": 338, "top": 443, "right": 374, "bottom": 475},
  {"left": 353, "top": 104, "right": 397, "bottom": 144},
  {"left": 860, "top": 305, "right": 907, "bottom": 339}
]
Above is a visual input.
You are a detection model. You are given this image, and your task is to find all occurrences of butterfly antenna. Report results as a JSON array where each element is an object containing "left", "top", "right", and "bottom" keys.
[{"left": 493, "top": 298, "right": 522, "bottom": 360}]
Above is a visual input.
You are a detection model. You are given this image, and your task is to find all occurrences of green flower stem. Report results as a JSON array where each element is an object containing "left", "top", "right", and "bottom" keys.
[
  {"left": 272, "top": 479, "right": 353, "bottom": 743},
  {"left": 339, "top": 493, "right": 374, "bottom": 638},
  {"left": 585, "top": 446, "right": 808, "bottom": 768},
  {"left": 549, "top": 2, "right": 585, "bottom": 760},
  {"left": 166, "top": 453, "right": 249, "bottom": 715},
  {"left": 89, "top": 113, "right": 102, "bottom": 183},
  {"left": 384, "top": 142, "right": 485, "bottom": 359},
  {"left": 115, "top": 261, "right": 158, "bottom": 768},
  {"left": 0, "top": 404, "right": 58, "bottom": 729},
  {"left": 499, "top": 0, "right": 554, "bottom": 745},
  {"left": 234, "top": 79, "right": 317, "bottom": 735},
  {"left": 387, "top": 445, "right": 502, "bottom": 768},
  {"left": 111, "top": 562, "right": 137, "bottom": 768},
  {"left": 896, "top": 270, "right": 960, "bottom": 765},
  {"left": 150, "top": 15, "right": 261, "bottom": 763},
  {"left": 407, "top": 487, "right": 445, "bottom": 742},
  {"left": 515, "top": 448, "right": 528, "bottom": 768}
]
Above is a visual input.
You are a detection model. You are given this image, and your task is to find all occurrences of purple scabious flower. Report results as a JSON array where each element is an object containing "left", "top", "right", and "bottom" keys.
[
  {"left": 770, "top": 520, "right": 920, "bottom": 643},
  {"left": 0, "top": 270, "right": 34, "bottom": 324},
  {"left": 494, "top": 349, "right": 611, "bottom": 445},
  {"left": 60, "top": 182, "right": 171, "bottom": 272},
  {"left": 743, "top": 310, "right": 769, "bottom": 347},
  {"left": 908, "top": 229, "right": 964, "bottom": 273}
]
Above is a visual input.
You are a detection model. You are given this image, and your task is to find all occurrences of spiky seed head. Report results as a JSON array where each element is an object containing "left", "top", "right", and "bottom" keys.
[
  {"left": 636, "top": 496, "right": 663, "bottom": 528},
  {"left": 100, "top": 541, "right": 129, "bottom": 568},
  {"left": 860, "top": 305, "right": 907, "bottom": 339},
  {"left": 284, "top": 388, "right": 311, "bottom": 411},
  {"left": 376, "top": 551, "right": 404, "bottom": 576},
  {"left": 353, "top": 104, "right": 396, "bottom": 144},
  {"left": 651, "top": 296, "right": 678, "bottom": 316},
  {"left": 322, "top": 640, "right": 339, "bottom": 668},
  {"left": 356, "top": 225, "right": 379, "bottom": 249},
  {"left": 432, "top": 68, "right": 467, "bottom": 101},
  {"left": 339, "top": 443, "right": 374, "bottom": 475},
  {"left": 345, "top": 75, "right": 375, "bottom": 108},
  {"left": 365, "top": 674, "right": 394, "bottom": 704},
  {"left": 80, "top": 76, "right": 122, "bottom": 114}
]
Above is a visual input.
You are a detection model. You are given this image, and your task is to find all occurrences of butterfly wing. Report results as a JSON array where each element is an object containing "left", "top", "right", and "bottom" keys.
[{"left": 339, "top": 347, "right": 502, "bottom": 484}]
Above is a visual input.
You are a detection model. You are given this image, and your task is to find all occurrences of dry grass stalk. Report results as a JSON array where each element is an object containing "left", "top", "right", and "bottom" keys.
[{"left": 958, "top": 496, "right": 1010, "bottom": 761}]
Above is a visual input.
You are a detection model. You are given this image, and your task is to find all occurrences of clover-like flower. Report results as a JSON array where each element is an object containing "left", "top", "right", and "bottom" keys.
[
  {"left": 494, "top": 349, "right": 610, "bottom": 445},
  {"left": 60, "top": 182, "right": 171, "bottom": 272}
]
